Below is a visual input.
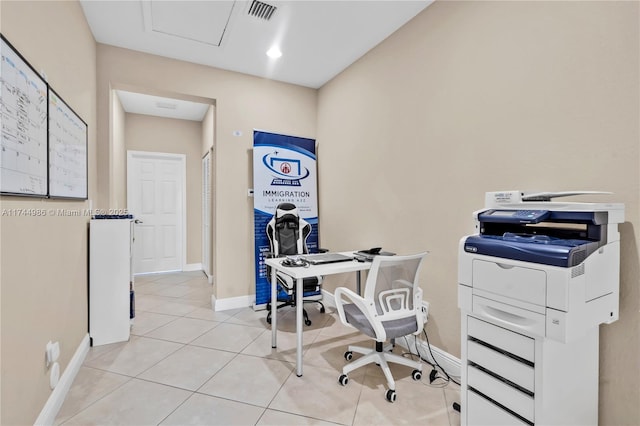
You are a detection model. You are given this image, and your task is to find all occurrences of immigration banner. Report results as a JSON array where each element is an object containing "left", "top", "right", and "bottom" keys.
[{"left": 253, "top": 130, "right": 319, "bottom": 307}]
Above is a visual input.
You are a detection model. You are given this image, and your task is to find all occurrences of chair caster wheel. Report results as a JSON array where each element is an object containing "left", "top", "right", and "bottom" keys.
[
  {"left": 320, "top": 306, "right": 325, "bottom": 313},
  {"left": 344, "top": 351, "right": 353, "bottom": 361},
  {"left": 412, "top": 369, "right": 422, "bottom": 381},
  {"left": 305, "top": 319, "right": 312, "bottom": 326},
  {"left": 338, "top": 374, "right": 349, "bottom": 386},
  {"left": 385, "top": 389, "right": 397, "bottom": 403},
  {"left": 266, "top": 317, "right": 271, "bottom": 324}
]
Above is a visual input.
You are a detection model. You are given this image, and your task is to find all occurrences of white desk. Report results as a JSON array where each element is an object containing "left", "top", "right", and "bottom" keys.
[{"left": 265, "top": 251, "right": 371, "bottom": 377}]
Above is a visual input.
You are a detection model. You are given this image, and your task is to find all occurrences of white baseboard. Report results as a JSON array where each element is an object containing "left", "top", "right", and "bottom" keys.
[
  {"left": 322, "top": 288, "right": 460, "bottom": 378},
  {"left": 183, "top": 263, "right": 202, "bottom": 272},
  {"left": 399, "top": 335, "right": 461, "bottom": 379},
  {"left": 35, "top": 334, "right": 90, "bottom": 426},
  {"left": 213, "top": 294, "right": 254, "bottom": 311}
]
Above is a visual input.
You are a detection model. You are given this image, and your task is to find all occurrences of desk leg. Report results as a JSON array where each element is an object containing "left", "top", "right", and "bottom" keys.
[
  {"left": 271, "top": 267, "right": 277, "bottom": 348},
  {"left": 296, "top": 276, "right": 303, "bottom": 377}
]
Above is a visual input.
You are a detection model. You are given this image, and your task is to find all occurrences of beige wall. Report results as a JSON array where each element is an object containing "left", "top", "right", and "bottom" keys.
[
  {"left": 317, "top": 1, "right": 639, "bottom": 424},
  {"left": 0, "top": 1, "right": 97, "bottom": 424},
  {"left": 125, "top": 113, "right": 203, "bottom": 265},
  {"left": 97, "top": 45, "right": 318, "bottom": 299}
]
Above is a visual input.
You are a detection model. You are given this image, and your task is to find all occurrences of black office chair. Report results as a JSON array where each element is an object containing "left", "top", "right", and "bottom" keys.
[{"left": 265, "top": 203, "right": 325, "bottom": 326}]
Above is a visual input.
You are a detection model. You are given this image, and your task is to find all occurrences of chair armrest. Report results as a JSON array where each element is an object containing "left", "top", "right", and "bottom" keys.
[
  {"left": 334, "top": 287, "right": 387, "bottom": 341},
  {"left": 334, "top": 287, "right": 361, "bottom": 325}
]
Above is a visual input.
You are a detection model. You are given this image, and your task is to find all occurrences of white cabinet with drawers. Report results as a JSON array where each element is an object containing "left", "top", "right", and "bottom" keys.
[{"left": 461, "top": 315, "right": 598, "bottom": 425}]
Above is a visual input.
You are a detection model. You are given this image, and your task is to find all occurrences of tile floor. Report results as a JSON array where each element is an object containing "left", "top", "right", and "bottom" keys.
[{"left": 55, "top": 271, "right": 461, "bottom": 425}]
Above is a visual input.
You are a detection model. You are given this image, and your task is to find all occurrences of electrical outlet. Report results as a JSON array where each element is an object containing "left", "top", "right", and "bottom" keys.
[
  {"left": 46, "top": 341, "right": 60, "bottom": 367},
  {"left": 422, "top": 300, "right": 430, "bottom": 318}
]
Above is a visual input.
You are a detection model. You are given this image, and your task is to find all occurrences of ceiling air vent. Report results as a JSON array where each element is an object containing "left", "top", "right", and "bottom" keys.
[{"left": 248, "top": 0, "right": 277, "bottom": 21}]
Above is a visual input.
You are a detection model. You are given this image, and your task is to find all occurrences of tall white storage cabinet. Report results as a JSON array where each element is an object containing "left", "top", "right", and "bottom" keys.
[{"left": 89, "top": 218, "right": 133, "bottom": 346}]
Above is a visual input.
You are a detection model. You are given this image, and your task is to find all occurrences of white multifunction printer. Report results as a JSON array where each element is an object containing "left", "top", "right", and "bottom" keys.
[{"left": 458, "top": 191, "right": 624, "bottom": 426}]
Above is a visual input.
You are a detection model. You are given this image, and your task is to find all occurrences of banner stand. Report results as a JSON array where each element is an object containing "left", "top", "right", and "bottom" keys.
[{"left": 252, "top": 130, "right": 319, "bottom": 309}]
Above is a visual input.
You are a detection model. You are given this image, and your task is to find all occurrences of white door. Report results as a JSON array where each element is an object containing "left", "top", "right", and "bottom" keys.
[
  {"left": 127, "top": 151, "right": 185, "bottom": 274},
  {"left": 202, "top": 151, "right": 211, "bottom": 279}
]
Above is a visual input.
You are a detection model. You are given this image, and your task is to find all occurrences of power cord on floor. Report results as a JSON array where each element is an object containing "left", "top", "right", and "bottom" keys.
[
  {"left": 399, "top": 333, "right": 460, "bottom": 388},
  {"left": 418, "top": 329, "right": 460, "bottom": 386}
]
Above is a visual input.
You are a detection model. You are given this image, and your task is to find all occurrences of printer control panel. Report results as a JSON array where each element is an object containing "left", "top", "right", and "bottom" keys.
[{"left": 479, "top": 209, "right": 550, "bottom": 224}]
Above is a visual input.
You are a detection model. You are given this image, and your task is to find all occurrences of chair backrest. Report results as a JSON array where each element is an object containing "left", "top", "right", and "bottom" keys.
[
  {"left": 266, "top": 203, "right": 311, "bottom": 256},
  {"left": 363, "top": 253, "right": 428, "bottom": 322}
]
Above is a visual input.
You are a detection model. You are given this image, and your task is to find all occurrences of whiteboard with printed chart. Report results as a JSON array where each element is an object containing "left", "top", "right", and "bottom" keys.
[
  {"left": 0, "top": 34, "right": 88, "bottom": 199},
  {"left": 0, "top": 35, "right": 48, "bottom": 197},
  {"left": 48, "top": 88, "right": 87, "bottom": 199}
]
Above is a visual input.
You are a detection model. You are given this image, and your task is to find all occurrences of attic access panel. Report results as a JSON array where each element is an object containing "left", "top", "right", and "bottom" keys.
[{"left": 148, "top": 0, "right": 236, "bottom": 46}]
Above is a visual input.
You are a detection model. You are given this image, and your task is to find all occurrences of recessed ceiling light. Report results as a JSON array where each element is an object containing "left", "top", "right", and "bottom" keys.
[{"left": 266, "top": 46, "right": 282, "bottom": 59}]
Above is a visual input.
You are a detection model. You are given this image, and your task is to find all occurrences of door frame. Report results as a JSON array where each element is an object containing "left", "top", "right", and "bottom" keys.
[
  {"left": 202, "top": 150, "right": 212, "bottom": 281},
  {"left": 127, "top": 150, "right": 187, "bottom": 274}
]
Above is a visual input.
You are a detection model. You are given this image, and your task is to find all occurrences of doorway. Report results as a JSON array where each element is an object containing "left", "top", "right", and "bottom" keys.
[{"left": 127, "top": 150, "right": 186, "bottom": 274}]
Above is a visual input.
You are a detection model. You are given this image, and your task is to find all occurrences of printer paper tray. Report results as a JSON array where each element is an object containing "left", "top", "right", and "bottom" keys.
[{"left": 472, "top": 294, "right": 546, "bottom": 338}]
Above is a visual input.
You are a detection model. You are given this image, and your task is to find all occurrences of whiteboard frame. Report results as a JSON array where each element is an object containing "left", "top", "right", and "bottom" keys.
[
  {"left": 0, "top": 34, "right": 49, "bottom": 198},
  {"left": 47, "top": 87, "right": 88, "bottom": 200}
]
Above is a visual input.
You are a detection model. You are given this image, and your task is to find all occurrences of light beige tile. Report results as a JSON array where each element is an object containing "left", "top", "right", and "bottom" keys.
[
  {"left": 134, "top": 274, "right": 165, "bottom": 284},
  {"left": 225, "top": 307, "right": 273, "bottom": 329},
  {"left": 199, "top": 354, "right": 293, "bottom": 407},
  {"left": 131, "top": 311, "right": 177, "bottom": 336},
  {"left": 59, "top": 271, "right": 455, "bottom": 426},
  {"left": 84, "top": 336, "right": 182, "bottom": 377},
  {"left": 353, "top": 374, "right": 450, "bottom": 425},
  {"left": 316, "top": 314, "right": 362, "bottom": 339},
  {"left": 304, "top": 333, "right": 372, "bottom": 372},
  {"left": 54, "top": 367, "right": 130, "bottom": 425},
  {"left": 257, "top": 409, "right": 338, "bottom": 425},
  {"left": 241, "top": 326, "right": 322, "bottom": 363},
  {"left": 266, "top": 307, "right": 334, "bottom": 333},
  {"left": 154, "top": 274, "right": 194, "bottom": 285},
  {"left": 269, "top": 364, "right": 363, "bottom": 425},
  {"left": 138, "top": 345, "right": 235, "bottom": 391},
  {"left": 145, "top": 299, "right": 201, "bottom": 316},
  {"left": 84, "top": 339, "right": 131, "bottom": 363},
  {"left": 180, "top": 277, "right": 211, "bottom": 288},
  {"left": 155, "top": 284, "right": 198, "bottom": 298},
  {"left": 159, "top": 393, "right": 265, "bottom": 425},
  {"left": 191, "top": 322, "right": 265, "bottom": 352},
  {"left": 185, "top": 306, "right": 235, "bottom": 322},
  {"left": 144, "top": 317, "right": 218, "bottom": 343},
  {"left": 64, "top": 378, "right": 190, "bottom": 425},
  {"left": 134, "top": 294, "right": 172, "bottom": 312},
  {"left": 180, "top": 287, "right": 213, "bottom": 301},
  {"left": 444, "top": 382, "right": 461, "bottom": 426},
  {"left": 135, "top": 282, "right": 175, "bottom": 295}
]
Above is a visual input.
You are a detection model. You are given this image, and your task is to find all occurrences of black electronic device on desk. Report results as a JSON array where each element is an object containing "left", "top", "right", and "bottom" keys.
[{"left": 354, "top": 247, "right": 396, "bottom": 262}]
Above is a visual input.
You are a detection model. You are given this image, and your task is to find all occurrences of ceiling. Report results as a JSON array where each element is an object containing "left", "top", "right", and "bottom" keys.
[{"left": 81, "top": 0, "right": 432, "bottom": 120}]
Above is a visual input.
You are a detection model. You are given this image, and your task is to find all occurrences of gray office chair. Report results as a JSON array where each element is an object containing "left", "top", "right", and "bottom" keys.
[
  {"left": 334, "top": 252, "right": 428, "bottom": 402},
  {"left": 265, "top": 203, "right": 324, "bottom": 326}
]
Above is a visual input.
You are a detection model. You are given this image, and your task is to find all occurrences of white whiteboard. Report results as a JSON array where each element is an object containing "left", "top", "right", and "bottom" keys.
[
  {"left": 0, "top": 36, "right": 48, "bottom": 196},
  {"left": 48, "top": 88, "right": 87, "bottom": 199}
]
